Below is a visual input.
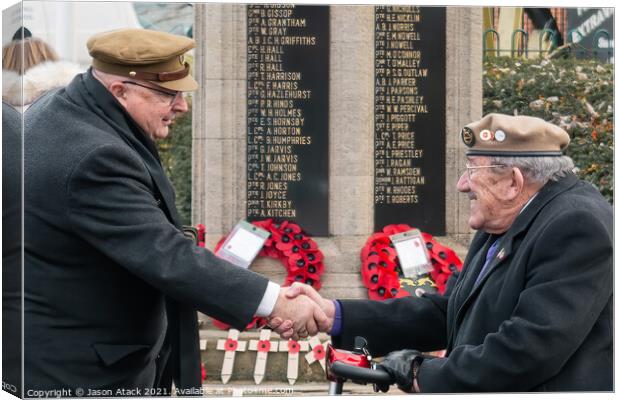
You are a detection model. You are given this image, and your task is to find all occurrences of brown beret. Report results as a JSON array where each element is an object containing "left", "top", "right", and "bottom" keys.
[
  {"left": 87, "top": 28, "right": 197, "bottom": 91},
  {"left": 461, "top": 113, "right": 570, "bottom": 156}
]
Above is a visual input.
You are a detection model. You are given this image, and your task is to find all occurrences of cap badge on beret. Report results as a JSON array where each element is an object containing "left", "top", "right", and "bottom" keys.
[
  {"left": 479, "top": 129, "right": 493, "bottom": 141},
  {"left": 461, "top": 127, "right": 475, "bottom": 147},
  {"left": 494, "top": 130, "right": 506, "bottom": 142}
]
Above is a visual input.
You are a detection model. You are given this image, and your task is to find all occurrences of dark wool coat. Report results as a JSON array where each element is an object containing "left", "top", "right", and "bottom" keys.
[
  {"left": 24, "top": 70, "right": 269, "bottom": 393},
  {"left": 3, "top": 101, "right": 23, "bottom": 397},
  {"left": 334, "top": 173, "right": 612, "bottom": 392}
]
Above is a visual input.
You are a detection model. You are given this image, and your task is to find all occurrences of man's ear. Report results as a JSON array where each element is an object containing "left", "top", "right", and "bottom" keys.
[
  {"left": 507, "top": 167, "right": 525, "bottom": 200},
  {"left": 108, "top": 81, "right": 127, "bottom": 105}
]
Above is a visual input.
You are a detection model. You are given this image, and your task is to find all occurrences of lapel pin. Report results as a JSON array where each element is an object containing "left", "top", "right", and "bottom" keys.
[{"left": 497, "top": 248, "right": 506, "bottom": 260}]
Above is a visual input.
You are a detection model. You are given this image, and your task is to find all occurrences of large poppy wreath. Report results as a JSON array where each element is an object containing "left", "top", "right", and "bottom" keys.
[
  {"left": 361, "top": 224, "right": 464, "bottom": 300},
  {"left": 201, "top": 220, "right": 324, "bottom": 330}
]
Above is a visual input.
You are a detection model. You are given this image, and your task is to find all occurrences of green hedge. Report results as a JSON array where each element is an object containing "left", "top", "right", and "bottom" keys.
[
  {"left": 157, "top": 101, "right": 193, "bottom": 225},
  {"left": 483, "top": 56, "right": 613, "bottom": 204}
]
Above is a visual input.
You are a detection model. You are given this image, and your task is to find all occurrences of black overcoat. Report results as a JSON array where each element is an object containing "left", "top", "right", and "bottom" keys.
[
  {"left": 3, "top": 101, "right": 23, "bottom": 397},
  {"left": 334, "top": 173, "right": 612, "bottom": 391},
  {"left": 23, "top": 71, "right": 269, "bottom": 393}
]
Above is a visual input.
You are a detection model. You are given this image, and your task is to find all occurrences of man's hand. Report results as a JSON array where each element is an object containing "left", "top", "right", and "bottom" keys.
[
  {"left": 268, "top": 286, "right": 331, "bottom": 340},
  {"left": 268, "top": 283, "right": 335, "bottom": 338},
  {"left": 376, "top": 349, "right": 426, "bottom": 393}
]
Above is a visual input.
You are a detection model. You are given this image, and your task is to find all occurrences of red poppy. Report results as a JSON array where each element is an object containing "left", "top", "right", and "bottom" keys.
[
  {"left": 288, "top": 340, "right": 301, "bottom": 354},
  {"left": 257, "top": 340, "right": 272, "bottom": 352},
  {"left": 312, "top": 345, "right": 325, "bottom": 360},
  {"left": 299, "top": 237, "right": 318, "bottom": 251},
  {"left": 224, "top": 338, "right": 238, "bottom": 352},
  {"left": 251, "top": 219, "right": 273, "bottom": 230},
  {"left": 368, "top": 273, "right": 400, "bottom": 300},
  {"left": 382, "top": 224, "right": 412, "bottom": 235}
]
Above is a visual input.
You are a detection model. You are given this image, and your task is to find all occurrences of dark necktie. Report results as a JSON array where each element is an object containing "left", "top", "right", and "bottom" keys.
[{"left": 474, "top": 239, "right": 500, "bottom": 286}]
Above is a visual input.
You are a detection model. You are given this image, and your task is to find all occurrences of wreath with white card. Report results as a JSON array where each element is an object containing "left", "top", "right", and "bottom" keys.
[
  {"left": 360, "top": 224, "right": 463, "bottom": 300},
  {"left": 210, "top": 219, "right": 325, "bottom": 330}
]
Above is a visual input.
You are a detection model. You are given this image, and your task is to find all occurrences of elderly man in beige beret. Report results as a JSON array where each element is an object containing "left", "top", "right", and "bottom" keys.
[
  {"left": 23, "top": 28, "right": 327, "bottom": 395},
  {"left": 274, "top": 113, "right": 612, "bottom": 392}
]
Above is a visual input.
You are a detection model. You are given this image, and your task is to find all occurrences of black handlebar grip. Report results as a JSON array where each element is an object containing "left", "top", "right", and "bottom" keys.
[{"left": 330, "top": 361, "right": 393, "bottom": 385}]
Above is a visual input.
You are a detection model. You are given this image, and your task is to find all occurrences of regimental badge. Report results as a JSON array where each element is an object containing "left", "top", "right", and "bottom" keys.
[
  {"left": 179, "top": 54, "right": 185, "bottom": 64},
  {"left": 461, "top": 127, "right": 475, "bottom": 147},
  {"left": 399, "top": 276, "right": 437, "bottom": 298},
  {"left": 480, "top": 129, "right": 493, "bottom": 141},
  {"left": 495, "top": 130, "right": 506, "bottom": 142}
]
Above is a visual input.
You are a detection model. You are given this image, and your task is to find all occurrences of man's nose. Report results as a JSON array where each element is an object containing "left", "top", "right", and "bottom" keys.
[
  {"left": 172, "top": 94, "right": 189, "bottom": 112},
  {"left": 456, "top": 171, "right": 469, "bottom": 192}
]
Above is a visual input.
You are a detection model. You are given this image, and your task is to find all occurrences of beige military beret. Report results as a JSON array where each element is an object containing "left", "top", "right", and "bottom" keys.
[
  {"left": 461, "top": 113, "right": 570, "bottom": 156},
  {"left": 87, "top": 28, "right": 197, "bottom": 91}
]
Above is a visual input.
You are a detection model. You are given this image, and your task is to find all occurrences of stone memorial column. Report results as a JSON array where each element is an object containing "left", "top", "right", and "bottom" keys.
[
  {"left": 329, "top": 6, "right": 375, "bottom": 236},
  {"left": 445, "top": 7, "right": 483, "bottom": 243},
  {"left": 193, "top": 4, "right": 247, "bottom": 235}
]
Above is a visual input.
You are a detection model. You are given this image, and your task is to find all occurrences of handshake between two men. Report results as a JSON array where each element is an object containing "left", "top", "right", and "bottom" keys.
[
  {"left": 267, "top": 282, "right": 334, "bottom": 340},
  {"left": 266, "top": 282, "right": 424, "bottom": 393}
]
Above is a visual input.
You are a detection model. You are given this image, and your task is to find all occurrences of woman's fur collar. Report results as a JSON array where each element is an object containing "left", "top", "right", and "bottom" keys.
[{"left": 3, "top": 60, "right": 84, "bottom": 107}]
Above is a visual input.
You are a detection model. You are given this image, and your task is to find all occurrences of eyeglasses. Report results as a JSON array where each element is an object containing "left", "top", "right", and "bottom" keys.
[
  {"left": 122, "top": 81, "right": 184, "bottom": 105},
  {"left": 461, "top": 162, "right": 508, "bottom": 179}
]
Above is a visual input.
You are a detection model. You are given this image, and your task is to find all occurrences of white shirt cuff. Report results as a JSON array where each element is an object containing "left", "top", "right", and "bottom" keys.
[{"left": 255, "top": 281, "right": 280, "bottom": 317}]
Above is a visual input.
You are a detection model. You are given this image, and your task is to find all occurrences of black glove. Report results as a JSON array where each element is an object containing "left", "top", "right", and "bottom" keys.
[{"left": 376, "top": 349, "right": 428, "bottom": 393}]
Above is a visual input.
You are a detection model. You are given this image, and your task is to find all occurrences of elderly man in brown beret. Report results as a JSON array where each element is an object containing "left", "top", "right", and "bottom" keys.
[
  {"left": 274, "top": 113, "right": 612, "bottom": 392},
  {"left": 23, "top": 28, "right": 327, "bottom": 395}
]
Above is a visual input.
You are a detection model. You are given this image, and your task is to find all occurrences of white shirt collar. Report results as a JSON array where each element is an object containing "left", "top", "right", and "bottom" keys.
[{"left": 519, "top": 192, "right": 539, "bottom": 215}]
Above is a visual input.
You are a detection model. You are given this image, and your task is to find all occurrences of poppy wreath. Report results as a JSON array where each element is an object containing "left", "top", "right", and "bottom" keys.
[
  {"left": 209, "top": 219, "right": 324, "bottom": 330},
  {"left": 361, "top": 224, "right": 463, "bottom": 300}
]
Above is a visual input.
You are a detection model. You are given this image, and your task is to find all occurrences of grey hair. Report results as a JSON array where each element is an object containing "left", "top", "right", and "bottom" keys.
[
  {"left": 489, "top": 155, "right": 575, "bottom": 184},
  {"left": 91, "top": 68, "right": 125, "bottom": 86}
]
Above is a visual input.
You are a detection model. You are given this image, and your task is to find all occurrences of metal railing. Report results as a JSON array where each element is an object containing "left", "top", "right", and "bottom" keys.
[
  {"left": 567, "top": 29, "right": 614, "bottom": 59},
  {"left": 483, "top": 28, "right": 613, "bottom": 60}
]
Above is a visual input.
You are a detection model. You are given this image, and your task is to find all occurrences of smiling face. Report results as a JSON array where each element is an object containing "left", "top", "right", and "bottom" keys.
[
  {"left": 457, "top": 156, "right": 520, "bottom": 234},
  {"left": 121, "top": 81, "right": 188, "bottom": 141}
]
